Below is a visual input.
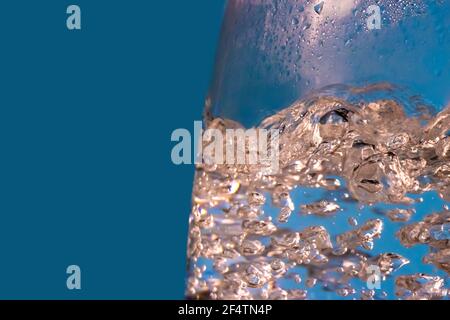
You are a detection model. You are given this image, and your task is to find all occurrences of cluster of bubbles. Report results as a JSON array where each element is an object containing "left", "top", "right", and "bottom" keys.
[{"left": 186, "top": 84, "right": 450, "bottom": 300}]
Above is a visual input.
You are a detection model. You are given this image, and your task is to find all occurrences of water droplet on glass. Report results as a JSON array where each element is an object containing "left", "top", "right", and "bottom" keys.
[{"left": 314, "top": 1, "right": 324, "bottom": 15}]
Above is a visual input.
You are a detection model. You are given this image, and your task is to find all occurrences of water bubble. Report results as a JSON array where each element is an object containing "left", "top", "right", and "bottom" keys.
[
  {"left": 288, "top": 289, "right": 307, "bottom": 300},
  {"left": 337, "top": 219, "right": 383, "bottom": 251},
  {"left": 278, "top": 206, "right": 293, "bottom": 223},
  {"left": 242, "top": 219, "right": 276, "bottom": 236},
  {"left": 348, "top": 217, "right": 358, "bottom": 226},
  {"left": 240, "top": 239, "right": 265, "bottom": 256},
  {"left": 396, "top": 274, "right": 447, "bottom": 300},
  {"left": 300, "top": 200, "right": 340, "bottom": 216},
  {"left": 237, "top": 205, "right": 260, "bottom": 219},
  {"left": 247, "top": 192, "right": 266, "bottom": 206},
  {"left": 387, "top": 208, "right": 415, "bottom": 222},
  {"left": 423, "top": 249, "right": 450, "bottom": 274},
  {"left": 306, "top": 278, "right": 317, "bottom": 288},
  {"left": 371, "top": 253, "right": 410, "bottom": 276},
  {"left": 319, "top": 108, "right": 350, "bottom": 124}
]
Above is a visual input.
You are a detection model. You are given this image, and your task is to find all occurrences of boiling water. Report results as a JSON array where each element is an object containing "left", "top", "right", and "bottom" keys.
[{"left": 186, "top": 84, "right": 450, "bottom": 300}]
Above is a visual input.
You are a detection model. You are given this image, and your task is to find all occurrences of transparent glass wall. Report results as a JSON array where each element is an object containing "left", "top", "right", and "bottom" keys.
[{"left": 187, "top": 0, "right": 450, "bottom": 300}]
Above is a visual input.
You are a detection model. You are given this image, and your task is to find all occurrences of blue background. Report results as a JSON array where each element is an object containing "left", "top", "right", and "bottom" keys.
[{"left": 0, "top": 0, "right": 225, "bottom": 299}]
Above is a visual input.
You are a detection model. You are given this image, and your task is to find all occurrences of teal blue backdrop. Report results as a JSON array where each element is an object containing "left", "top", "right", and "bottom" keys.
[{"left": 0, "top": 0, "right": 225, "bottom": 299}]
